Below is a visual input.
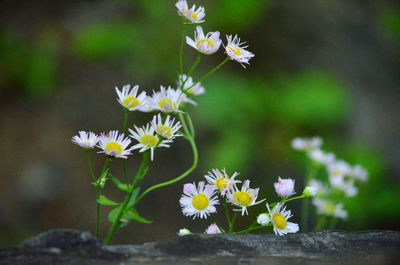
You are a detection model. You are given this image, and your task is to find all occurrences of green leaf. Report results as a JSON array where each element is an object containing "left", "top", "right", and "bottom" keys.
[
  {"left": 127, "top": 188, "right": 141, "bottom": 208},
  {"left": 97, "top": 195, "right": 119, "bottom": 206},
  {"left": 108, "top": 173, "right": 130, "bottom": 192},
  {"left": 126, "top": 209, "right": 153, "bottom": 224}
]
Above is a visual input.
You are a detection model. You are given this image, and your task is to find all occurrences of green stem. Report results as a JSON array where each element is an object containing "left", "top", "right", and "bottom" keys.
[
  {"left": 224, "top": 202, "right": 231, "bottom": 228},
  {"left": 328, "top": 217, "right": 338, "bottom": 230},
  {"left": 185, "top": 111, "right": 195, "bottom": 138},
  {"left": 301, "top": 162, "right": 319, "bottom": 232},
  {"left": 86, "top": 152, "right": 96, "bottom": 182},
  {"left": 121, "top": 109, "right": 130, "bottom": 184},
  {"left": 180, "top": 54, "right": 203, "bottom": 91},
  {"left": 95, "top": 158, "right": 111, "bottom": 238},
  {"left": 104, "top": 152, "right": 151, "bottom": 244},
  {"left": 283, "top": 195, "right": 306, "bottom": 204},
  {"left": 315, "top": 215, "right": 327, "bottom": 231},
  {"left": 184, "top": 57, "right": 230, "bottom": 92},
  {"left": 229, "top": 212, "right": 238, "bottom": 233},
  {"left": 235, "top": 225, "right": 268, "bottom": 234},
  {"left": 135, "top": 136, "right": 198, "bottom": 205}
]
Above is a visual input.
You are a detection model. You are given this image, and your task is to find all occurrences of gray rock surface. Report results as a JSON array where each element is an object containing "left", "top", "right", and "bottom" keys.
[{"left": 0, "top": 229, "right": 399, "bottom": 265}]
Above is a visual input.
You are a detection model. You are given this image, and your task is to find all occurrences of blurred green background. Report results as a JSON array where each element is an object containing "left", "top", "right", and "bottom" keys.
[{"left": 1, "top": 0, "right": 399, "bottom": 247}]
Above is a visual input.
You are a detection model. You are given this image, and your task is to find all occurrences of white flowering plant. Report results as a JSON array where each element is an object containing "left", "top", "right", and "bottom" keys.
[{"left": 71, "top": 1, "right": 367, "bottom": 243}]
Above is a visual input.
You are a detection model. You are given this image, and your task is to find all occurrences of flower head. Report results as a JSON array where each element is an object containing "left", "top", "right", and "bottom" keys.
[
  {"left": 97, "top": 130, "right": 133, "bottom": 159},
  {"left": 225, "top": 35, "right": 254, "bottom": 67},
  {"left": 115, "top": 84, "right": 148, "bottom": 111},
  {"left": 204, "top": 169, "right": 241, "bottom": 196},
  {"left": 186, "top": 26, "right": 222, "bottom": 55},
  {"left": 177, "top": 74, "right": 205, "bottom": 96},
  {"left": 303, "top": 186, "right": 318, "bottom": 197},
  {"left": 129, "top": 124, "right": 172, "bottom": 161},
  {"left": 308, "top": 149, "right": 335, "bottom": 166},
  {"left": 151, "top": 114, "right": 182, "bottom": 140},
  {"left": 257, "top": 213, "right": 270, "bottom": 226},
  {"left": 309, "top": 179, "right": 329, "bottom": 196},
  {"left": 179, "top": 181, "right": 219, "bottom": 219},
  {"left": 274, "top": 177, "right": 295, "bottom": 198},
  {"left": 175, "top": 0, "right": 205, "bottom": 24},
  {"left": 177, "top": 228, "right": 192, "bottom": 236},
  {"left": 350, "top": 164, "right": 368, "bottom": 183},
  {"left": 267, "top": 203, "right": 299, "bottom": 236},
  {"left": 227, "top": 180, "right": 265, "bottom": 215},
  {"left": 151, "top": 86, "right": 184, "bottom": 113},
  {"left": 291, "top": 136, "right": 323, "bottom": 152},
  {"left": 72, "top": 131, "right": 98, "bottom": 149},
  {"left": 312, "top": 198, "right": 347, "bottom": 219},
  {"left": 205, "top": 223, "right": 223, "bottom": 234}
]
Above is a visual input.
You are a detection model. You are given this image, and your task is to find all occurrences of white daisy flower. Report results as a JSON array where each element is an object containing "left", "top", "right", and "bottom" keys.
[
  {"left": 302, "top": 186, "right": 318, "bottom": 197},
  {"left": 227, "top": 180, "right": 265, "bottom": 215},
  {"left": 308, "top": 149, "right": 336, "bottom": 166},
  {"left": 350, "top": 164, "right": 368, "bottom": 183},
  {"left": 179, "top": 181, "right": 219, "bottom": 219},
  {"left": 308, "top": 179, "right": 330, "bottom": 196},
  {"left": 225, "top": 35, "right": 255, "bottom": 67},
  {"left": 128, "top": 124, "right": 172, "bottom": 161},
  {"left": 177, "top": 74, "right": 205, "bottom": 96},
  {"left": 151, "top": 86, "right": 184, "bottom": 113},
  {"left": 257, "top": 213, "right": 270, "bottom": 226},
  {"left": 205, "top": 223, "right": 223, "bottom": 234},
  {"left": 175, "top": 0, "right": 205, "bottom": 24},
  {"left": 204, "top": 169, "right": 241, "bottom": 196},
  {"left": 327, "top": 160, "right": 352, "bottom": 187},
  {"left": 186, "top": 26, "right": 222, "bottom": 55},
  {"left": 312, "top": 198, "right": 348, "bottom": 219},
  {"left": 72, "top": 131, "right": 98, "bottom": 149},
  {"left": 177, "top": 228, "right": 192, "bottom": 236},
  {"left": 151, "top": 114, "right": 182, "bottom": 140},
  {"left": 291, "top": 136, "right": 323, "bottom": 152},
  {"left": 115, "top": 84, "right": 148, "bottom": 111},
  {"left": 274, "top": 177, "right": 295, "bottom": 198},
  {"left": 267, "top": 203, "right": 299, "bottom": 236},
  {"left": 97, "top": 130, "right": 133, "bottom": 159}
]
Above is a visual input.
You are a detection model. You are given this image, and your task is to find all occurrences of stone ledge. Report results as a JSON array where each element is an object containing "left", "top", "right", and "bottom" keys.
[{"left": 0, "top": 229, "right": 399, "bottom": 265}]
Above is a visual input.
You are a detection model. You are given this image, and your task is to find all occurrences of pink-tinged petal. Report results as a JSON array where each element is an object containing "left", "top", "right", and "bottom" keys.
[{"left": 183, "top": 183, "right": 196, "bottom": 195}]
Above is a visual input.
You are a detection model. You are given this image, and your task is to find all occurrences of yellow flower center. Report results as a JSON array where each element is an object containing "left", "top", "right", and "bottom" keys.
[
  {"left": 233, "top": 191, "right": 253, "bottom": 207},
  {"left": 323, "top": 203, "right": 336, "bottom": 215},
  {"left": 191, "top": 12, "right": 198, "bottom": 20},
  {"left": 272, "top": 213, "right": 287, "bottom": 230},
  {"left": 192, "top": 194, "right": 209, "bottom": 210},
  {"left": 156, "top": 125, "right": 173, "bottom": 138},
  {"left": 159, "top": 98, "right": 176, "bottom": 113},
  {"left": 196, "top": 39, "right": 215, "bottom": 48},
  {"left": 140, "top": 134, "right": 159, "bottom": 147},
  {"left": 105, "top": 142, "right": 123, "bottom": 155},
  {"left": 215, "top": 177, "right": 228, "bottom": 190},
  {"left": 229, "top": 46, "right": 242, "bottom": 56},
  {"left": 122, "top": 96, "right": 140, "bottom": 109}
]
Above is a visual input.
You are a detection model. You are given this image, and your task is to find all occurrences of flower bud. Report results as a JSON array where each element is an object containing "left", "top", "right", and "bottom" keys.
[
  {"left": 257, "top": 213, "right": 270, "bottom": 226},
  {"left": 177, "top": 228, "right": 192, "bottom": 236},
  {"left": 303, "top": 186, "right": 317, "bottom": 197}
]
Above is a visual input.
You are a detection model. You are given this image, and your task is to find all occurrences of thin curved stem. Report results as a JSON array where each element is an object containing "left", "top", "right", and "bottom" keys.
[
  {"left": 95, "top": 158, "right": 112, "bottom": 238},
  {"left": 301, "top": 162, "right": 319, "bottom": 232},
  {"left": 104, "top": 152, "right": 151, "bottom": 244},
  {"left": 121, "top": 109, "right": 130, "bottom": 184},
  {"left": 184, "top": 57, "right": 230, "bottom": 92},
  {"left": 229, "top": 212, "right": 238, "bottom": 233},
  {"left": 235, "top": 225, "right": 268, "bottom": 234},
  {"left": 179, "top": 24, "right": 186, "bottom": 75},
  {"left": 86, "top": 152, "right": 96, "bottom": 182}
]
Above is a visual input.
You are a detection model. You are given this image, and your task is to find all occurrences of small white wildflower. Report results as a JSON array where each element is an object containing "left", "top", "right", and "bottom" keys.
[
  {"left": 267, "top": 203, "right": 299, "bottom": 236},
  {"left": 204, "top": 169, "right": 241, "bottom": 196},
  {"left": 186, "top": 26, "right": 222, "bottom": 55},
  {"left": 274, "top": 177, "right": 295, "bottom": 198},
  {"left": 72, "top": 131, "right": 98, "bottom": 149},
  {"left": 179, "top": 181, "right": 219, "bottom": 219},
  {"left": 151, "top": 114, "right": 182, "bottom": 140},
  {"left": 291, "top": 137, "right": 323, "bottom": 152},
  {"left": 177, "top": 228, "right": 192, "bottom": 236},
  {"left": 312, "top": 198, "right": 347, "bottom": 220},
  {"left": 151, "top": 86, "right": 184, "bottom": 113},
  {"left": 177, "top": 74, "right": 205, "bottom": 96},
  {"left": 97, "top": 131, "right": 133, "bottom": 159},
  {"left": 308, "top": 149, "right": 336, "bottom": 166},
  {"left": 128, "top": 124, "right": 172, "bottom": 161},
  {"left": 227, "top": 180, "right": 265, "bottom": 215},
  {"left": 175, "top": 0, "right": 205, "bottom": 24},
  {"left": 309, "top": 179, "right": 329, "bottom": 196},
  {"left": 115, "top": 84, "right": 148, "bottom": 111},
  {"left": 350, "top": 164, "right": 368, "bottom": 183},
  {"left": 257, "top": 213, "right": 270, "bottom": 226},
  {"left": 225, "top": 35, "right": 255, "bottom": 67},
  {"left": 303, "top": 186, "right": 318, "bottom": 197},
  {"left": 205, "top": 223, "right": 223, "bottom": 234}
]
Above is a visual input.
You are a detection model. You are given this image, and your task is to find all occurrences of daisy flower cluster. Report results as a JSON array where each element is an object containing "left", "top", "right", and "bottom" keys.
[
  {"left": 178, "top": 169, "right": 306, "bottom": 236},
  {"left": 292, "top": 136, "right": 369, "bottom": 226},
  {"left": 69, "top": 0, "right": 257, "bottom": 244}
]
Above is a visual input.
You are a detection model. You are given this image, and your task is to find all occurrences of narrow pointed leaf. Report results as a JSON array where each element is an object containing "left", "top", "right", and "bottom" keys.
[{"left": 97, "top": 195, "right": 119, "bottom": 206}]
